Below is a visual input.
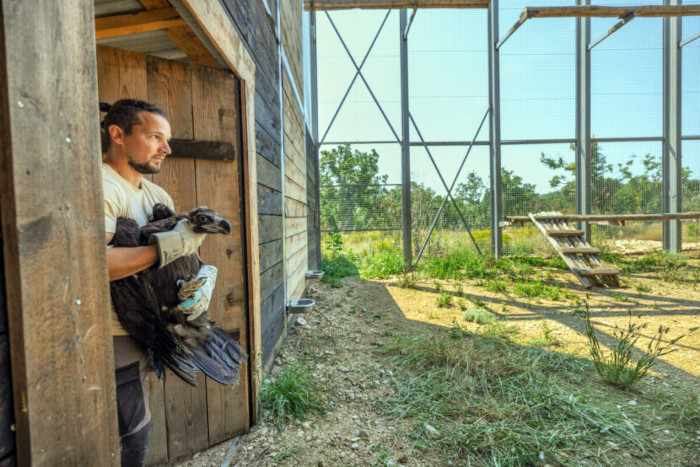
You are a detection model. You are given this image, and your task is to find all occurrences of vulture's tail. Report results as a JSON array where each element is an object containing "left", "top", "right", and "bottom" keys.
[{"left": 183, "top": 327, "right": 248, "bottom": 386}]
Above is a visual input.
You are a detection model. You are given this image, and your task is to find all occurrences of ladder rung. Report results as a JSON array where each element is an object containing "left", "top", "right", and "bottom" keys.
[
  {"left": 547, "top": 229, "right": 585, "bottom": 237},
  {"left": 533, "top": 215, "right": 569, "bottom": 221},
  {"left": 561, "top": 247, "right": 600, "bottom": 255},
  {"left": 577, "top": 268, "right": 619, "bottom": 276}
]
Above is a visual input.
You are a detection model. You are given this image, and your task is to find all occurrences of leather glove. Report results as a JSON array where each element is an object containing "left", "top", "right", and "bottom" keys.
[
  {"left": 177, "top": 264, "right": 218, "bottom": 321},
  {"left": 153, "top": 219, "right": 206, "bottom": 268}
]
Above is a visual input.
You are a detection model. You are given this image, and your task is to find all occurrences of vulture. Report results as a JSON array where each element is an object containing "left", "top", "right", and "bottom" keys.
[{"left": 109, "top": 203, "right": 247, "bottom": 387}]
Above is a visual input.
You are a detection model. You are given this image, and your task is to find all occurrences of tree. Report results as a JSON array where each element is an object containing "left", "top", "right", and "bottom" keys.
[{"left": 320, "top": 145, "right": 389, "bottom": 230}]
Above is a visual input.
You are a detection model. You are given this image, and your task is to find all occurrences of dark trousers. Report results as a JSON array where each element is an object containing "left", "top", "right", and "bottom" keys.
[{"left": 114, "top": 336, "right": 152, "bottom": 467}]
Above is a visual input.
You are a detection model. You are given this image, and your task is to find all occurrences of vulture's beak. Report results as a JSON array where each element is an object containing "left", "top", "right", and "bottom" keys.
[{"left": 212, "top": 217, "right": 231, "bottom": 235}]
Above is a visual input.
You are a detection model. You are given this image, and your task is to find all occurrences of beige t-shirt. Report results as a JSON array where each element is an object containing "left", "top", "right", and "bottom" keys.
[{"left": 103, "top": 163, "right": 174, "bottom": 335}]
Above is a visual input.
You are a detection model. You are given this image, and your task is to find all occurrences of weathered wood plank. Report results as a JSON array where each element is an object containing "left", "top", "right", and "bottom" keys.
[
  {"left": 1, "top": 3, "right": 119, "bottom": 464},
  {"left": 506, "top": 212, "right": 700, "bottom": 224},
  {"left": 192, "top": 64, "right": 249, "bottom": 443},
  {"left": 304, "top": 0, "right": 490, "bottom": 10},
  {"left": 96, "top": 46, "right": 149, "bottom": 104},
  {"left": 0, "top": 335, "right": 14, "bottom": 462},
  {"left": 258, "top": 185, "right": 283, "bottom": 216},
  {"left": 259, "top": 240, "right": 283, "bottom": 274},
  {"left": 285, "top": 197, "right": 307, "bottom": 218},
  {"left": 524, "top": 5, "right": 700, "bottom": 19},
  {"left": 259, "top": 215, "right": 283, "bottom": 244},
  {"left": 286, "top": 230, "right": 308, "bottom": 258},
  {"left": 95, "top": 7, "right": 185, "bottom": 39},
  {"left": 143, "top": 54, "right": 195, "bottom": 467},
  {"left": 257, "top": 153, "right": 282, "bottom": 191},
  {"left": 285, "top": 177, "right": 307, "bottom": 204},
  {"left": 281, "top": 0, "right": 303, "bottom": 99},
  {"left": 240, "top": 80, "right": 262, "bottom": 422},
  {"left": 286, "top": 217, "right": 308, "bottom": 239}
]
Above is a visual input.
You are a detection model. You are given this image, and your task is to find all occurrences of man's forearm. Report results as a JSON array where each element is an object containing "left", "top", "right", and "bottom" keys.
[{"left": 107, "top": 245, "right": 159, "bottom": 281}]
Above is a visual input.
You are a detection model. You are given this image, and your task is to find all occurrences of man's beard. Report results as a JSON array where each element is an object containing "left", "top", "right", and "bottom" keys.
[{"left": 128, "top": 157, "right": 162, "bottom": 174}]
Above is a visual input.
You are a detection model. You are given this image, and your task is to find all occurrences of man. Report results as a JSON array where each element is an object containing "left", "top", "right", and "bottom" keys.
[{"left": 101, "top": 99, "right": 217, "bottom": 466}]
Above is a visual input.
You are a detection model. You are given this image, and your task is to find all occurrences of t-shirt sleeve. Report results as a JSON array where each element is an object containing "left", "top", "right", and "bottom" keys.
[{"left": 103, "top": 181, "right": 122, "bottom": 234}]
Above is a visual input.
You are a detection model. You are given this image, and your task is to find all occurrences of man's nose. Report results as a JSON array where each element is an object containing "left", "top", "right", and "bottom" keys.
[{"left": 161, "top": 140, "right": 171, "bottom": 155}]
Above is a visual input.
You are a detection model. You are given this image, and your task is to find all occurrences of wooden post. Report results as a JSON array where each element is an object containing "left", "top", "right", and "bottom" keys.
[{"left": 0, "top": 1, "right": 119, "bottom": 465}]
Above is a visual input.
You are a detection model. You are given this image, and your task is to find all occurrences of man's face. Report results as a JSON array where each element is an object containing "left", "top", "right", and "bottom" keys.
[{"left": 122, "top": 111, "right": 172, "bottom": 174}]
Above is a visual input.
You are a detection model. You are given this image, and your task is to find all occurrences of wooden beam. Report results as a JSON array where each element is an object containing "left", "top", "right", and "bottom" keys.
[
  {"left": 523, "top": 5, "right": 700, "bottom": 19},
  {"left": 137, "top": 0, "right": 221, "bottom": 68},
  {"left": 304, "top": 0, "right": 490, "bottom": 11},
  {"left": 506, "top": 212, "right": 700, "bottom": 225},
  {"left": 95, "top": 7, "right": 185, "bottom": 39},
  {"left": 1, "top": 0, "right": 119, "bottom": 464}
]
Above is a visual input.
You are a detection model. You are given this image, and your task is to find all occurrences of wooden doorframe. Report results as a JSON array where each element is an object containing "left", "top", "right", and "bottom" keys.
[{"left": 177, "top": 0, "right": 262, "bottom": 423}]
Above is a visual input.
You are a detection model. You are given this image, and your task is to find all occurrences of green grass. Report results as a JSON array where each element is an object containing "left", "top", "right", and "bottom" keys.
[
  {"left": 260, "top": 364, "right": 327, "bottom": 428},
  {"left": 361, "top": 249, "right": 405, "bottom": 279},
  {"left": 513, "top": 281, "right": 561, "bottom": 301},
  {"left": 321, "top": 254, "right": 359, "bottom": 287},
  {"left": 378, "top": 330, "right": 648, "bottom": 465}
]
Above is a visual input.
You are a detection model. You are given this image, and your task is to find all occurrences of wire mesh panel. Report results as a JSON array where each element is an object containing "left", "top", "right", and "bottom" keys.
[
  {"left": 591, "top": 2, "right": 663, "bottom": 139},
  {"left": 410, "top": 146, "right": 491, "bottom": 259},
  {"left": 499, "top": 0, "right": 576, "bottom": 141},
  {"left": 683, "top": 141, "right": 700, "bottom": 244},
  {"left": 501, "top": 143, "right": 576, "bottom": 255}
]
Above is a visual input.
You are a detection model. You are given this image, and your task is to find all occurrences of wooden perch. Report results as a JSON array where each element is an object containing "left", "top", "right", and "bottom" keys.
[
  {"left": 505, "top": 212, "right": 700, "bottom": 225},
  {"left": 304, "top": 0, "right": 490, "bottom": 11},
  {"left": 522, "top": 5, "right": 700, "bottom": 19},
  {"left": 95, "top": 7, "right": 185, "bottom": 40}
]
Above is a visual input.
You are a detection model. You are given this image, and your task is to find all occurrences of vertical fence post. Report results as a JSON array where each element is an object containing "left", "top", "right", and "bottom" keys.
[
  {"left": 576, "top": 0, "right": 592, "bottom": 242},
  {"left": 663, "top": 0, "right": 682, "bottom": 253},
  {"left": 311, "top": 11, "right": 322, "bottom": 267},
  {"left": 400, "top": 9, "right": 412, "bottom": 266},
  {"left": 488, "top": 0, "right": 502, "bottom": 257}
]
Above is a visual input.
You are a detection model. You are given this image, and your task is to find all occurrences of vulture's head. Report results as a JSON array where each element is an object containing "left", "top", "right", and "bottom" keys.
[{"left": 186, "top": 207, "right": 231, "bottom": 235}]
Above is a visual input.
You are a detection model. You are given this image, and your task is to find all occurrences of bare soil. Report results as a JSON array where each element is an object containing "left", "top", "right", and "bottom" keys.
[{"left": 172, "top": 246, "right": 700, "bottom": 467}]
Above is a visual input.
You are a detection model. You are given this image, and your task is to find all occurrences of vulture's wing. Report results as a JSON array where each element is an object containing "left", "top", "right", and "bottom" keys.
[{"left": 109, "top": 276, "right": 199, "bottom": 386}]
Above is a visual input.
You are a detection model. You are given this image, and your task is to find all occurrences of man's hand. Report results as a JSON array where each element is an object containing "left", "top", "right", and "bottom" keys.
[
  {"left": 177, "top": 264, "right": 218, "bottom": 321},
  {"left": 153, "top": 219, "right": 206, "bottom": 268}
]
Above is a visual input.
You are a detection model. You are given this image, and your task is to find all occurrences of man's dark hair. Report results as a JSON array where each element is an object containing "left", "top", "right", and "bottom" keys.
[{"left": 100, "top": 99, "right": 168, "bottom": 153}]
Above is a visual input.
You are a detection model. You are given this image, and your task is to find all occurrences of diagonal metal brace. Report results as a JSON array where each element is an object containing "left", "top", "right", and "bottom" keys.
[
  {"left": 323, "top": 12, "right": 402, "bottom": 144},
  {"left": 411, "top": 110, "right": 489, "bottom": 262},
  {"left": 320, "top": 11, "right": 392, "bottom": 145}
]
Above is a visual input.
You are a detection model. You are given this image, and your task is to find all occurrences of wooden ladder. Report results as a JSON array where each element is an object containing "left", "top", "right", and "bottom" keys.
[{"left": 528, "top": 212, "right": 620, "bottom": 288}]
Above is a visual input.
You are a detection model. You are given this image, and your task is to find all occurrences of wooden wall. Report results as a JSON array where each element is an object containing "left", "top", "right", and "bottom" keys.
[
  {"left": 0, "top": 1, "right": 120, "bottom": 464},
  {"left": 220, "top": 0, "right": 284, "bottom": 367},
  {"left": 0, "top": 202, "right": 14, "bottom": 467},
  {"left": 306, "top": 129, "right": 321, "bottom": 270}
]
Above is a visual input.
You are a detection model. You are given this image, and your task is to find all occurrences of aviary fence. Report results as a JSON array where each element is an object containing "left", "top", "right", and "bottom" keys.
[{"left": 312, "top": 1, "right": 700, "bottom": 265}]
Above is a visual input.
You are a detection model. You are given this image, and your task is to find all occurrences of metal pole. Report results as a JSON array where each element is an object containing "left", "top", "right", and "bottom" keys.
[
  {"left": 576, "top": 0, "right": 592, "bottom": 242},
  {"left": 311, "top": 11, "right": 322, "bottom": 268},
  {"left": 663, "top": 0, "right": 682, "bottom": 252},
  {"left": 400, "top": 9, "right": 412, "bottom": 266},
  {"left": 488, "top": 0, "right": 502, "bottom": 257}
]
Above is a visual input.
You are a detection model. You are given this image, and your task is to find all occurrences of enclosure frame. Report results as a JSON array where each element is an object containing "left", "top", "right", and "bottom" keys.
[{"left": 310, "top": 1, "right": 700, "bottom": 262}]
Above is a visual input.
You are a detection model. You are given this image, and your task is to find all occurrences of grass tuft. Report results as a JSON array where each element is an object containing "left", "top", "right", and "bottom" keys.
[
  {"left": 462, "top": 308, "right": 496, "bottom": 325},
  {"left": 261, "top": 364, "right": 326, "bottom": 428}
]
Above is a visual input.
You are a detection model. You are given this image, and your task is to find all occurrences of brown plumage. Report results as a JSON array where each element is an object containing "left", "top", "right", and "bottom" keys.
[{"left": 109, "top": 204, "right": 246, "bottom": 386}]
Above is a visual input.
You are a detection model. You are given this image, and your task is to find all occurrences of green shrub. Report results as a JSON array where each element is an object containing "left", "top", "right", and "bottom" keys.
[
  {"left": 436, "top": 292, "right": 453, "bottom": 308},
  {"left": 422, "top": 249, "right": 490, "bottom": 280},
  {"left": 485, "top": 279, "right": 508, "bottom": 293},
  {"left": 321, "top": 254, "right": 359, "bottom": 287},
  {"left": 582, "top": 305, "right": 690, "bottom": 389},
  {"left": 261, "top": 364, "right": 326, "bottom": 427},
  {"left": 362, "top": 249, "right": 405, "bottom": 279},
  {"left": 462, "top": 308, "right": 496, "bottom": 325}
]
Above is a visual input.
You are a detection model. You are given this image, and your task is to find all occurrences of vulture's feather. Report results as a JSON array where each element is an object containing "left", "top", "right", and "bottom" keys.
[{"left": 109, "top": 204, "right": 247, "bottom": 387}]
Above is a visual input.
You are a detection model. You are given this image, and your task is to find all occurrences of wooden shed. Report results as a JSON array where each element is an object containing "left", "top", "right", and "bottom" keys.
[{"left": 0, "top": 0, "right": 318, "bottom": 465}]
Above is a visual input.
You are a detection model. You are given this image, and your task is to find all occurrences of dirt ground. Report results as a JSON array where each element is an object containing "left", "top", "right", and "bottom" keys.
[{"left": 172, "top": 243, "right": 700, "bottom": 467}]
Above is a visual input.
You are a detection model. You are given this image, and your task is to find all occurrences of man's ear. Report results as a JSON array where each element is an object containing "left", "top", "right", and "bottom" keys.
[{"left": 108, "top": 124, "right": 125, "bottom": 146}]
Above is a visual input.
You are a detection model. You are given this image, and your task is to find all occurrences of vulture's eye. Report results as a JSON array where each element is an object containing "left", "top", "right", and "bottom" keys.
[{"left": 197, "top": 215, "right": 210, "bottom": 224}]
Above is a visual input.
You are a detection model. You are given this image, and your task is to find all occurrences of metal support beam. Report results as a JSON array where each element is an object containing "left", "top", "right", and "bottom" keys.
[
  {"left": 576, "top": 0, "right": 592, "bottom": 242},
  {"left": 663, "top": 0, "right": 682, "bottom": 252},
  {"left": 680, "top": 30, "right": 700, "bottom": 47},
  {"left": 321, "top": 11, "right": 392, "bottom": 144},
  {"left": 311, "top": 11, "right": 322, "bottom": 268},
  {"left": 488, "top": 0, "right": 502, "bottom": 257},
  {"left": 588, "top": 11, "right": 635, "bottom": 50},
  {"left": 404, "top": 7, "right": 418, "bottom": 39},
  {"left": 400, "top": 10, "right": 412, "bottom": 266}
]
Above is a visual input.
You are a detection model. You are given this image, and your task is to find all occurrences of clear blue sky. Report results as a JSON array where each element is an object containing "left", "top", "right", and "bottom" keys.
[{"left": 314, "top": 1, "right": 700, "bottom": 202}]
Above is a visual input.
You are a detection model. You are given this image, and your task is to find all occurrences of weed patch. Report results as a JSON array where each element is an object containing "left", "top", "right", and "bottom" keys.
[
  {"left": 462, "top": 308, "right": 496, "bottom": 325},
  {"left": 261, "top": 364, "right": 327, "bottom": 428}
]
